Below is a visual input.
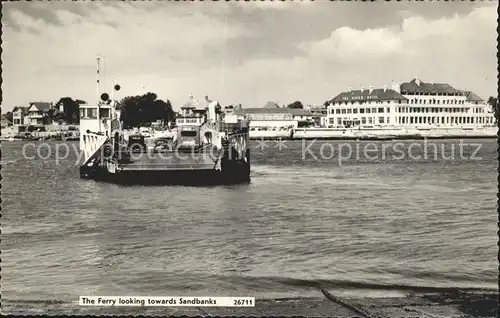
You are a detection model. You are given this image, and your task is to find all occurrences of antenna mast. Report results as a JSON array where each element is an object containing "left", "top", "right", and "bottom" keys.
[
  {"left": 97, "top": 55, "right": 101, "bottom": 105},
  {"left": 97, "top": 54, "right": 101, "bottom": 131}
]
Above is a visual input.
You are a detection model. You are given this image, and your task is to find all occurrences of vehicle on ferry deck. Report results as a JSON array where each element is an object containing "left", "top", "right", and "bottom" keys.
[{"left": 128, "top": 133, "right": 146, "bottom": 153}]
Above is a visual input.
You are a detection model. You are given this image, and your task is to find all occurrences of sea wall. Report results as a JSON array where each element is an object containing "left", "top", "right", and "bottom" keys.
[{"left": 250, "top": 127, "right": 498, "bottom": 140}]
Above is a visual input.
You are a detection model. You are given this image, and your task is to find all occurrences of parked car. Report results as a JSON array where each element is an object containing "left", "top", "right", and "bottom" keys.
[{"left": 128, "top": 134, "right": 145, "bottom": 153}]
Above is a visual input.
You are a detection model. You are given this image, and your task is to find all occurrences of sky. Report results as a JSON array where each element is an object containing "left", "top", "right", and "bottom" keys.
[{"left": 2, "top": 1, "right": 498, "bottom": 112}]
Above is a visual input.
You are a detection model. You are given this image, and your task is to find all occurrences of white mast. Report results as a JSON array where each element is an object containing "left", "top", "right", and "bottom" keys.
[{"left": 97, "top": 54, "right": 101, "bottom": 132}]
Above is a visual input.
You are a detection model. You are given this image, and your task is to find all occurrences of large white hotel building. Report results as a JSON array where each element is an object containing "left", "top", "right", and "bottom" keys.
[{"left": 325, "top": 78, "right": 496, "bottom": 129}]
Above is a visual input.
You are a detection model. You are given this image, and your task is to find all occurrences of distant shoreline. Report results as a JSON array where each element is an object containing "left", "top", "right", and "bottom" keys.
[
  {"left": 250, "top": 135, "right": 498, "bottom": 141},
  {"left": 1, "top": 136, "right": 496, "bottom": 142}
]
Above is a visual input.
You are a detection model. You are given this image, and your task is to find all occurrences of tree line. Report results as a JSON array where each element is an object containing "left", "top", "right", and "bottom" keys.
[
  {"left": 118, "top": 92, "right": 175, "bottom": 128},
  {"left": 487, "top": 96, "right": 499, "bottom": 121},
  {"left": 4, "top": 93, "right": 175, "bottom": 128},
  {"left": 5, "top": 95, "right": 498, "bottom": 126}
]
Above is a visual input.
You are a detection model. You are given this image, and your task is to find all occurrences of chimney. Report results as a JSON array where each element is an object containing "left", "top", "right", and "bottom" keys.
[
  {"left": 348, "top": 86, "right": 352, "bottom": 92},
  {"left": 383, "top": 85, "right": 387, "bottom": 92},
  {"left": 415, "top": 78, "right": 421, "bottom": 86},
  {"left": 392, "top": 81, "right": 400, "bottom": 93},
  {"left": 369, "top": 85, "right": 374, "bottom": 94}
]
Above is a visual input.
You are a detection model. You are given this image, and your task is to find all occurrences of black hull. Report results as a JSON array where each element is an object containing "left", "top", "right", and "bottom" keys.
[
  {"left": 80, "top": 143, "right": 251, "bottom": 186},
  {"left": 79, "top": 159, "right": 250, "bottom": 186}
]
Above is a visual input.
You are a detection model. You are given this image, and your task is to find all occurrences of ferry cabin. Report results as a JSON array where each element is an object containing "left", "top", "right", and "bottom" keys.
[
  {"left": 175, "top": 94, "right": 210, "bottom": 127},
  {"left": 325, "top": 78, "right": 496, "bottom": 129}
]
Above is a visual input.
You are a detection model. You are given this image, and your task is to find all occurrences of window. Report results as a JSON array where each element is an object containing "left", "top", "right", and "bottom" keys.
[
  {"left": 378, "top": 107, "right": 384, "bottom": 113},
  {"left": 361, "top": 117, "right": 366, "bottom": 124},
  {"left": 80, "top": 108, "right": 85, "bottom": 119},
  {"left": 372, "top": 108, "right": 377, "bottom": 113},
  {"left": 366, "top": 108, "right": 371, "bottom": 114},
  {"left": 342, "top": 109, "right": 346, "bottom": 114},
  {"left": 353, "top": 109, "right": 358, "bottom": 114},
  {"left": 181, "top": 131, "right": 197, "bottom": 137},
  {"left": 378, "top": 117, "right": 385, "bottom": 124},
  {"left": 99, "top": 108, "right": 110, "bottom": 119},
  {"left": 336, "top": 109, "right": 340, "bottom": 114},
  {"left": 86, "top": 108, "right": 97, "bottom": 119}
]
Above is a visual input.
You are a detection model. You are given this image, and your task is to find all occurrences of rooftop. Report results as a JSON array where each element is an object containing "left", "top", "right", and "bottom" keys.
[
  {"left": 29, "top": 102, "right": 52, "bottom": 111},
  {"left": 263, "top": 101, "right": 280, "bottom": 108},
  {"left": 181, "top": 94, "right": 214, "bottom": 110},
  {"left": 329, "top": 88, "right": 407, "bottom": 104},
  {"left": 400, "top": 78, "right": 484, "bottom": 101},
  {"left": 13, "top": 106, "right": 29, "bottom": 114},
  {"left": 235, "top": 107, "right": 313, "bottom": 116},
  {"left": 462, "top": 91, "right": 484, "bottom": 102},
  {"left": 400, "top": 78, "right": 461, "bottom": 95}
]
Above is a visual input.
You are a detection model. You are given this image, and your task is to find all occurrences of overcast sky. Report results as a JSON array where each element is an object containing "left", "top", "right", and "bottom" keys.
[{"left": 2, "top": 1, "right": 497, "bottom": 111}]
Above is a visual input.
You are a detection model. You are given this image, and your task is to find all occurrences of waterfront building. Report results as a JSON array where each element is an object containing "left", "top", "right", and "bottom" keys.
[
  {"left": 306, "top": 105, "right": 328, "bottom": 127},
  {"left": 235, "top": 103, "right": 315, "bottom": 132},
  {"left": 175, "top": 94, "right": 211, "bottom": 127},
  {"left": 12, "top": 106, "right": 28, "bottom": 127},
  {"left": 325, "top": 78, "right": 496, "bottom": 129},
  {"left": 25, "top": 102, "right": 54, "bottom": 126}
]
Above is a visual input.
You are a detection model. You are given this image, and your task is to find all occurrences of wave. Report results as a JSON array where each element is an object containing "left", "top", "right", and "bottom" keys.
[
  {"left": 218, "top": 275, "right": 497, "bottom": 294},
  {"left": 1, "top": 159, "right": 18, "bottom": 165}
]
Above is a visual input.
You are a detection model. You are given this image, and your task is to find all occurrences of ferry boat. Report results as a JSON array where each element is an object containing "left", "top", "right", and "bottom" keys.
[
  {"left": 77, "top": 57, "right": 250, "bottom": 185},
  {"left": 78, "top": 93, "right": 251, "bottom": 185}
]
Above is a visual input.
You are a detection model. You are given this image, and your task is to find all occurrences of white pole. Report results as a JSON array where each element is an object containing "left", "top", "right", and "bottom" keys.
[{"left": 97, "top": 54, "right": 101, "bottom": 132}]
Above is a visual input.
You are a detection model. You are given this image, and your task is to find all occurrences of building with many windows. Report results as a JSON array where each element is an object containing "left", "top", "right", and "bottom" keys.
[
  {"left": 175, "top": 94, "right": 212, "bottom": 127},
  {"left": 326, "top": 78, "right": 496, "bottom": 129},
  {"left": 12, "top": 106, "right": 29, "bottom": 126},
  {"left": 235, "top": 103, "right": 315, "bottom": 131},
  {"left": 25, "top": 102, "right": 54, "bottom": 126}
]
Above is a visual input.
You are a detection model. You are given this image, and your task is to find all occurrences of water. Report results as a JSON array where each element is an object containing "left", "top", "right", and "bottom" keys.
[{"left": 1, "top": 139, "right": 497, "bottom": 312}]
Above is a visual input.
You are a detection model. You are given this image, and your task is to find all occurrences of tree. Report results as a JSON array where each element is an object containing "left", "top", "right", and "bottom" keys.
[
  {"left": 287, "top": 101, "right": 304, "bottom": 109},
  {"left": 46, "top": 108, "right": 56, "bottom": 124},
  {"left": 487, "top": 96, "right": 498, "bottom": 121},
  {"left": 118, "top": 92, "right": 175, "bottom": 128},
  {"left": 4, "top": 111, "right": 13, "bottom": 122},
  {"left": 54, "top": 97, "right": 87, "bottom": 124}
]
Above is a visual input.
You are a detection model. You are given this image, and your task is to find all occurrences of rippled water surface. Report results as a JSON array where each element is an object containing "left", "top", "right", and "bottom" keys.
[{"left": 1, "top": 139, "right": 497, "bottom": 310}]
